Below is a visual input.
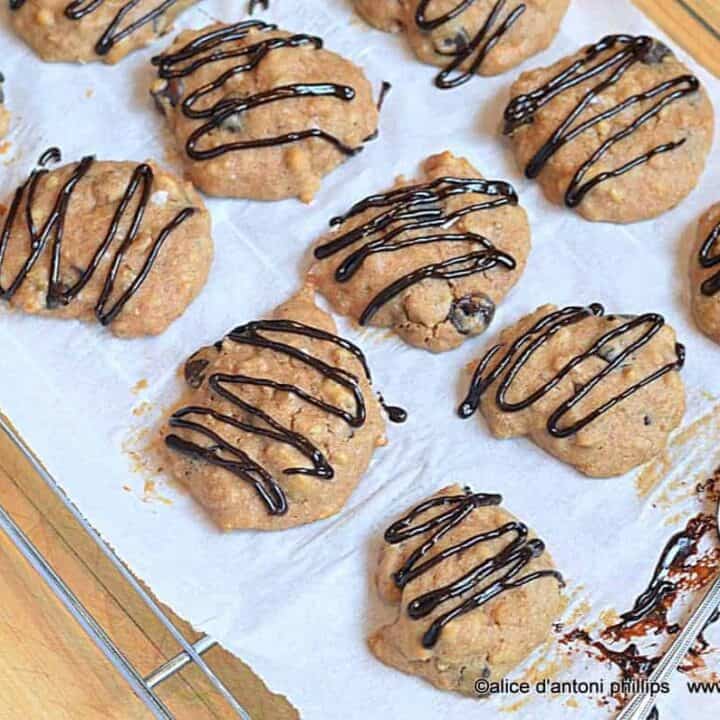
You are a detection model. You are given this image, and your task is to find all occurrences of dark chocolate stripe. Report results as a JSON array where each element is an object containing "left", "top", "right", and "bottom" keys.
[
  {"left": 699, "top": 218, "right": 720, "bottom": 296},
  {"left": 151, "top": 20, "right": 367, "bottom": 161},
  {"left": 459, "top": 304, "right": 685, "bottom": 437},
  {"left": 503, "top": 34, "right": 700, "bottom": 208},
  {"left": 384, "top": 489, "right": 563, "bottom": 648},
  {"left": 166, "top": 320, "right": 405, "bottom": 516},
  {"left": 248, "top": 0, "right": 269, "bottom": 14},
  {"left": 0, "top": 148, "right": 195, "bottom": 326},
  {"left": 416, "top": 0, "right": 527, "bottom": 89},
  {"left": 314, "top": 176, "right": 518, "bottom": 325},
  {"left": 9, "top": 0, "right": 185, "bottom": 56}
]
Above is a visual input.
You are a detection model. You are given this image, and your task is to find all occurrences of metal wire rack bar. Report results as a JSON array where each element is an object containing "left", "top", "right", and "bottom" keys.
[{"left": 0, "top": 415, "right": 252, "bottom": 719}]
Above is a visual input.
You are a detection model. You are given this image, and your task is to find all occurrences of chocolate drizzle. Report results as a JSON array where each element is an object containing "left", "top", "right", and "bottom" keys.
[
  {"left": 151, "top": 20, "right": 369, "bottom": 161},
  {"left": 0, "top": 148, "right": 195, "bottom": 326},
  {"left": 607, "top": 514, "right": 716, "bottom": 640},
  {"left": 9, "top": 0, "right": 184, "bottom": 56},
  {"left": 314, "top": 176, "right": 518, "bottom": 326},
  {"left": 248, "top": 0, "right": 269, "bottom": 14},
  {"left": 416, "top": 0, "right": 526, "bottom": 89},
  {"left": 565, "top": 511, "right": 720, "bottom": 714},
  {"left": 503, "top": 34, "right": 700, "bottom": 207},
  {"left": 165, "top": 319, "right": 404, "bottom": 516},
  {"left": 699, "top": 218, "right": 720, "bottom": 297},
  {"left": 384, "top": 489, "right": 563, "bottom": 648},
  {"left": 459, "top": 304, "right": 685, "bottom": 437}
]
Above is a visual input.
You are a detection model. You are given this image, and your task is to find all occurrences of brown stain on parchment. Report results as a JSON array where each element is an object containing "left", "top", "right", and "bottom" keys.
[
  {"left": 636, "top": 403, "right": 720, "bottom": 499},
  {"left": 131, "top": 378, "right": 149, "bottom": 394}
]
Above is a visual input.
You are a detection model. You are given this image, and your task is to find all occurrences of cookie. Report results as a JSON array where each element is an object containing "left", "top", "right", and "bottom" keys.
[
  {"left": 459, "top": 304, "right": 686, "bottom": 477},
  {"left": 369, "top": 485, "right": 564, "bottom": 695},
  {"left": 0, "top": 73, "right": 9, "bottom": 138},
  {"left": 309, "top": 151, "right": 530, "bottom": 352},
  {"left": 9, "top": 0, "right": 197, "bottom": 64},
  {"left": 504, "top": 35, "right": 714, "bottom": 223},
  {"left": 0, "top": 148, "right": 212, "bottom": 337},
  {"left": 161, "top": 289, "right": 404, "bottom": 531},
  {"left": 690, "top": 203, "right": 720, "bottom": 343},
  {"left": 150, "top": 20, "right": 380, "bottom": 202},
  {"left": 354, "top": 0, "right": 569, "bottom": 88}
]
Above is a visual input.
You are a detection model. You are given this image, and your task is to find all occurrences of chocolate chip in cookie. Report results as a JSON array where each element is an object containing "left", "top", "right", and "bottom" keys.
[
  {"left": 354, "top": 0, "right": 570, "bottom": 87},
  {"left": 369, "top": 485, "right": 564, "bottom": 695},
  {"left": 459, "top": 303, "right": 686, "bottom": 477},
  {"left": 310, "top": 151, "right": 530, "bottom": 352},
  {"left": 150, "top": 20, "right": 380, "bottom": 202},
  {"left": 161, "top": 289, "right": 403, "bottom": 530},
  {"left": 503, "top": 34, "right": 714, "bottom": 222},
  {"left": 9, "top": 0, "right": 199, "bottom": 64}
]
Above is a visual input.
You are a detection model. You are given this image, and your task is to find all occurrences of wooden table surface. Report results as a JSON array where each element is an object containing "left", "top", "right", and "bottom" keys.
[{"left": 1, "top": 3, "right": 719, "bottom": 718}]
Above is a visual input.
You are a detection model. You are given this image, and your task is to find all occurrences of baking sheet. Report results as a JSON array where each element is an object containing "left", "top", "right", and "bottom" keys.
[{"left": 1, "top": 0, "right": 720, "bottom": 717}]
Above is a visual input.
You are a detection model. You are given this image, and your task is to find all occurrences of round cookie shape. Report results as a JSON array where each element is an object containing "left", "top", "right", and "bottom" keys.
[
  {"left": 354, "top": 0, "right": 570, "bottom": 88},
  {"left": 9, "top": 0, "right": 198, "bottom": 64},
  {"left": 690, "top": 203, "right": 720, "bottom": 343},
  {"left": 309, "top": 151, "right": 530, "bottom": 352},
  {"left": 0, "top": 73, "right": 9, "bottom": 138},
  {"left": 459, "top": 304, "right": 686, "bottom": 477},
  {"left": 150, "top": 20, "right": 380, "bottom": 202},
  {"left": 369, "top": 485, "right": 564, "bottom": 695},
  {"left": 503, "top": 35, "right": 714, "bottom": 223},
  {"left": 161, "top": 289, "right": 403, "bottom": 531},
  {"left": 0, "top": 148, "right": 212, "bottom": 337}
]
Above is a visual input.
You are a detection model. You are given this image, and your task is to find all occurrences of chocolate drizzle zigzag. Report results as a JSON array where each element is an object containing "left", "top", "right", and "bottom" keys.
[
  {"left": 416, "top": 0, "right": 527, "bottom": 89},
  {"left": 151, "top": 20, "right": 369, "bottom": 161},
  {"left": 384, "top": 489, "right": 563, "bottom": 648},
  {"left": 0, "top": 148, "right": 195, "bottom": 326},
  {"left": 165, "top": 320, "right": 405, "bottom": 516},
  {"left": 314, "top": 176, "right": 518, "bottom": 325},
  {"left": 699, "top": 218, "right": 720, "bottom": 297},
  {"left": 503, "top": 34, "right": 700, "bottom": 207},
  {"left": 459, "top": 304, "right": 686, "bottom": 437},
  {"left": 9, "top": 0, "right": 184, "bottom": 56}
]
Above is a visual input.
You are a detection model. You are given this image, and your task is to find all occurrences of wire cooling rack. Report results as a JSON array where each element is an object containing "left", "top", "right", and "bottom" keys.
[{"left": 0, "top": 415, "right": 253, "bottom": 720}]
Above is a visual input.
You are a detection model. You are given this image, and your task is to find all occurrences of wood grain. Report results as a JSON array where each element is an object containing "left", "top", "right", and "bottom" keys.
[
  {"left": 0, "top": 424, "right": 298, "bottom": 720},
  {"left": 634, "top": 0, "right": 720, "bottom": 76}
]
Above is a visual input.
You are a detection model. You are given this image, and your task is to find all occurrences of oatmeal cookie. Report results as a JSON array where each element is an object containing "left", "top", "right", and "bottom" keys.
[
  {"left": 459, "top": 304, "right": 686, "bottom": 477},
  {"left": 354, "top": 0, "right": 570, "bottom": 88},
  {"left": 504, "top": 35, "right": 714, "bottom": 222},
  {"left": 369, "top": 485, "right": 564, "bottom": 695},
  {"left": 9, "top": 0, "right": 197, "bottom": 64},
  {"left": 309, "top": 151, "right": 530, "bottom": 352},
  {"left": 0, "top": 148, "right": 212, "bottom": 337},
  {"left": 150, "top": 20, "right": 379, "bottom": 202},
  {"left": 161, "top": 289, "right": 404, "bottom": 531},
  {"left": 690, "top": 202, "right": 720, "bottom": 344}
]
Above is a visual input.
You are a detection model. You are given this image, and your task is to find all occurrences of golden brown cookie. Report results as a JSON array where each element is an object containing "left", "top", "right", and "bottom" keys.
[
  {"left": 160, "top": 289, "right": 404, "bottom": 531},
  {"left": 0, "top": 148, "right": 212, "bottom": 337},
  {"left": 369, "top": 485, "right": 564, "bottom": 695},
  {"left": 354, "top": 0, "right": 570, "bottom": 88},
  {"left": 0, "top": 73, "right": 9, "bottom": 138},
  {"left": 459, "top": 304, "right": 686, "bottom": 477},
  {"left": 309, "top": 151, "right": 530, "bottom": 352},
  {"left": 504, "top": 35, "right": 714, "bottom": 223},
  {"left": 9, "top": 0, "right": 197, "bottom": 64},
  {"left": 690, "top": 203, "right": 720, "bottom": 343},
  {"left": 150, "top": 20, "right": 380, "bottom": 202}
]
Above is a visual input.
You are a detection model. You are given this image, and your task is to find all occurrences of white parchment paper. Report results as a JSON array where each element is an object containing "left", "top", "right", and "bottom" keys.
[{"left": 1, "top": 0, "right": 720, "bottom": 717}]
